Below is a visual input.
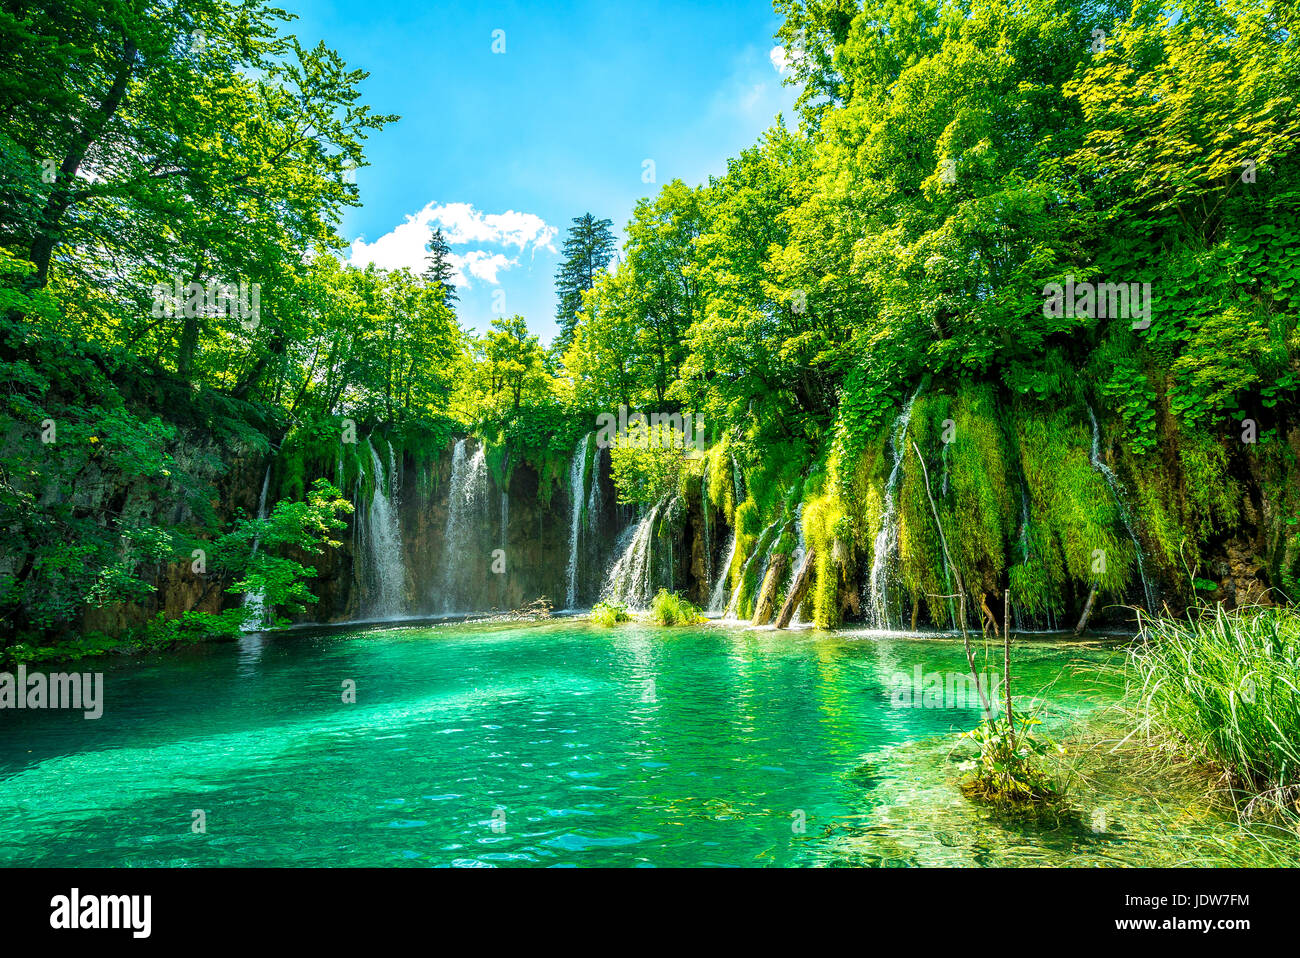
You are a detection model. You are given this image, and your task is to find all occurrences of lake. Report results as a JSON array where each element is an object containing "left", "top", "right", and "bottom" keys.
[{"left": 0, "top": 620, "right": 1284, "bottom": 866}]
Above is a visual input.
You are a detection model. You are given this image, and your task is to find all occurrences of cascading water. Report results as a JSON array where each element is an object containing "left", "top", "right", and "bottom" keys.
[
  {"left": 437, "top": 438, "right": 489, "bottom": 612},
  {"left": 602, "top": 501, "right": 662, "bottom": 609},
  {"left": 867, "top": 389, "right": 921, "bottom": 629},
  {"left": 360, "top": 438, "right": 406, "bottom": 618},
  {"left": 787, "top": 505, "right": 807, "bottom": 626},
  {"left": 1086, "top": 405, "right": 1157, "bottom": 611},
  {"left": 499, "top": 486, "right": 509, "bottom": 604},
  {"left": 700, "top": 458, "right": 713, "bottom": 598},
  {"left": 239, "top": 465, "right": 273, "bottom": 632},
  {"left": 585, "top": 442, "right": 604, "bottom": 576},
  {"left": 723, "top": 517, "right": 782, "bottom": 620},
  {"left": 707, "top": 531, "right": 738, "bottom": 615},
  {"left": 564, "top": 433, "right": 593, "bottom": 609}
]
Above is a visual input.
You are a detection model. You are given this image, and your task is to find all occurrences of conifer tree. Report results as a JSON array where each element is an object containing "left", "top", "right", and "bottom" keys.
[{"left": 553, "top": 213, "right": 616, "bottom": 355}]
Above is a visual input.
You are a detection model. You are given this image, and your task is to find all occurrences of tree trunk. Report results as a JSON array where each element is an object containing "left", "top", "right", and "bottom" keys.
[
  {"left": 750, "top": 553, "right": 788, "bottom": 626},
  {"left": 29, "top": 41, "right": 138, "bottom": 288},
  {"left": 175, "top": 257, "right": 207, "bottom": 378},
  {"left": 775, "top": 549, "right": 815, "bottom": 629},
  {"left": 980, "top": 592, "right": 999, "bottom": 637},
  {"left": 1074, "top": 587, "right": 1098, "bottom": 635}
]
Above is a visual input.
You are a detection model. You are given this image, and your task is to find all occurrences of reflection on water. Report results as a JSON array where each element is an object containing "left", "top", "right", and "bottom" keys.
[{"left": 0, "top": 621, "right": 1291, "bottom": 866}]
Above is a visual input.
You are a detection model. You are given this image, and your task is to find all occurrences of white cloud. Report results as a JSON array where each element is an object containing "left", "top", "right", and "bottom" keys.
[
  {"left": 769, "top": 45, "right": 803, "bottom": 75},
  {"left": 434, "top": 204, "right": 558, "bottom": 251},
  {"left": 347, "top": 201, "right": 557, "bottom": 287},
  {"left": 454, "top": 250, "right": 514, "bottom": 285}
]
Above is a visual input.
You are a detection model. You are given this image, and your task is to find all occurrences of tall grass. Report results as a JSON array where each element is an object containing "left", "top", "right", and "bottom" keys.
[
  {"left": 1126, "top": 604, "right": 1300, "bottom": 819},
  {"left": 649, "top": 589, "right": 704, "bottom": 626}
]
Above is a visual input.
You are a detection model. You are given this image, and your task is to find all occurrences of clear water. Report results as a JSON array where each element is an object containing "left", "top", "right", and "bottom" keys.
[{"left": 0, "top": 622, "right": 1287, "bottom": 867}]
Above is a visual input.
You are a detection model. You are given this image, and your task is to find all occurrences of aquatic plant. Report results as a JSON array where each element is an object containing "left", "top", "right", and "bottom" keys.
[
  {"left": 590, "top": 601, "right": 632, "bottom": 627},
  {"left": 958, "top": 713, "right": 1067, "bottom": 813},
  {"left": 648, "top": 589, "right": 704, "bottom": 626},
  {"left": 1126, "top": 604, "right": 1300, "bottom": 821}
]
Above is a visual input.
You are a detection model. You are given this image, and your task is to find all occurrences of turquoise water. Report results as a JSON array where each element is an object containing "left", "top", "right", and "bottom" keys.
[{"left": 0, "top": 621, "right": 1282, "bottom": 866}]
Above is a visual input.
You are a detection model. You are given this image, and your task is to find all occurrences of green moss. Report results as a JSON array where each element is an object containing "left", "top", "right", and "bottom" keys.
[
  {"left": 898, "top": 394, "right": 951, "bottom": 624},
  {"left": 1013, "top": 400, "right": 1136, "bottom": 610},
  {"left": 1178, "top": 428, "right": 1241, "bottom": 541},
  {"left": 803, "top": 491, "right": 845, "bottom": 629},
  {"left": 1124, "top": 439, "right": 1195, "bottom": 575},
  {"left": 706, "top": 439, "right": 737, "bottom": 520},
  {"left": 950, "top": 387, "right": 1015, "bottom": 590}
]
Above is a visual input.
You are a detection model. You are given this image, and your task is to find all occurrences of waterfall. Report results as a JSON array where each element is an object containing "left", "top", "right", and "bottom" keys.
[
  {"left": 239, "top": 465, "right": 273, "bottom": 632},
  {"left": 585, "top": 442, "right": 604, "bottom": 570},
  {"left": 723, "top": 517, "right": 782, "bottom": 620},
  {"left": 360, "top": 437, "right": 406, "bottom": 618},
  {"left": 700, "top": 458, "right": 713, "bottom": 598},
  {"left": 565, "top": 433, "right": 593, "bottom": 609},
  {"left": 866, "top": 389, "right": 921, "bottom": 629},
  {"left": 1086, "top": 405, "right": 1157, "bottom": 612},
  {"left": 602, "top": 501, "right": 662, "bottom": 609},
  {"left": 788, "top": 505, "right": 807, "bottom": 626},
  {"left": 708, "top": 530, "right": 737, "bottom": 614},
  {"left": 437, "top": 438, "right": 489, "bottom": 612},
  {"left": 1015, "top": 485, "right": 1030, "bottom": 632},
  {"left": 499, "top": 485, "right": 509, "bottom": 605}
]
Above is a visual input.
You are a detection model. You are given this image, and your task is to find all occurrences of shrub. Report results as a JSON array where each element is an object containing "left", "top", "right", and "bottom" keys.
[
  {"left": 590, "top": 601, "right": 632, "bottom": 627},
  {"left": 648, "top": 589, "right": 704, "bottom": 626},
  {"left": 958, "top": 712, "right": 1067, "bottom": 813}
]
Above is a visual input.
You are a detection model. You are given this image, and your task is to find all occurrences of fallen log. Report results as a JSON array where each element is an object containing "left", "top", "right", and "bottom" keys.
[
  {"left": 750, "top": 553, "right": 789, "bottom": 626},
  {"left": 775, "top": 549, "right": 816, "bottom": 629},
  {"left": 1074, "top": 587, "right": 1098, "bottom": 635}
]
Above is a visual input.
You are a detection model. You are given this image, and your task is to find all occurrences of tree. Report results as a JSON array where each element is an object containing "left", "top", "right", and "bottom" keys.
[
  {"left": 480, "top": 316, "right": 549, "bottom": 413},
  {"left": 424, "top": 228, "right": 458, "bottom": 311},
  {"left": 0, "top": 0, "right": 395, "bottom": 387},
  {"left": 553, "top": 213, "right": 616, "bottom": 356}
]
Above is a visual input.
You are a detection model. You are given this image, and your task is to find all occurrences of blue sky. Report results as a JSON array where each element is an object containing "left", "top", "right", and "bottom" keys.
[{"left": 289, "top": 0, "right": 799, "bottom": 343}]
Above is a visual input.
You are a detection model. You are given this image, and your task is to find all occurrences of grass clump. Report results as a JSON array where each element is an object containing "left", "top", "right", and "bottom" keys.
[
  {"left": 648, "top": 589, "right": 704, "bottom": 626},
  {"left": 1126, "top": 604, "right": 1300, "bottom": 821},
  {"left": 590, "top": 601, "right": 632, "bottom": 627}
]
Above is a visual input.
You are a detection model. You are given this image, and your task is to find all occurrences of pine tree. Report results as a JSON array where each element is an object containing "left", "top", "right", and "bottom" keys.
[
  {"left": 424, "top": 228, "right": 458, "bottom": 310},
  {"left": 553, "top": 213, "right": 616, "bottom": 356}
]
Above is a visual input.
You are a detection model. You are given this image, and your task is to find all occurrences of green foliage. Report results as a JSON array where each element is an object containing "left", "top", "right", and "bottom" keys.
[
  {"left": 705, "top": 439, "right": 737, "bottom": 520},
  {"left": 5, "top": 0, "right": 1300, "bottom": 651},
  {"left": 224, "top": 478, "right": 352, "bottom": 628},
  {"left": 958, "top": 712, "right": 1067, "bottom": 813},
  {"left": 553, "top": 214, "right": 617, "bottom": 357},
  {"left": 648, "top": 589, "right": 705, "bottom": 626},
  {"left": 590, "top": 601, "right": 632, "bottom": 627},
  {"left": 1093, "top": 337, "right": 1160, "bottom": 457},
  {"left": 1126, "top": 605, "right": 1300, "bottom": 819},
  {"left": 607, "top": 420, "right": 693, "bottom": 506}
]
